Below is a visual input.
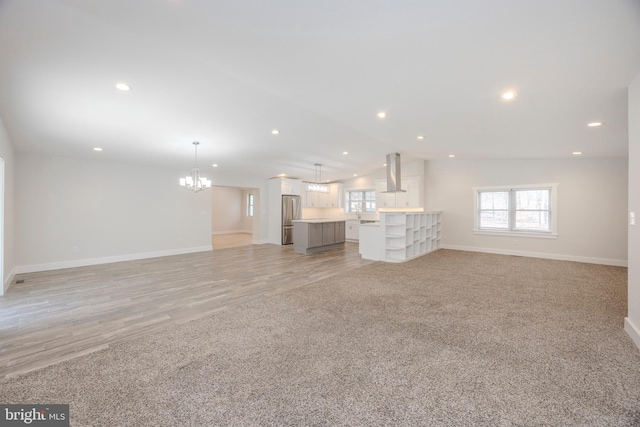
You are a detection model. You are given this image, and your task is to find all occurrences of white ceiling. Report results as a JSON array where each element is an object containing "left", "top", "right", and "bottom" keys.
[{"left": 1, "top": 0, "right": 639, "bottom": 182}]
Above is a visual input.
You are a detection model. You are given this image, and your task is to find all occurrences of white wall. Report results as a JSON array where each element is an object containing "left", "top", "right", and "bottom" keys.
[
  {"left": 211, "top": 186, "right": 253, "bottom": 234},
  {"left": 0, "top": 117, "right": 15, "bottom": 294},
  {"left": 626, "top": 72, "right": 640, "bottom": 350},
  {"left": 15, "top": 152, "right": 213, "bottom": 273},
  {"left": 425, "top": 158, "right": 628, "bottom": 266}
]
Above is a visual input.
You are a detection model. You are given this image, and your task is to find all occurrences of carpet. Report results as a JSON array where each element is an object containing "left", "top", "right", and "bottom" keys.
[{"left": 1, "top": 250, "right": 639, "bottom": 426}]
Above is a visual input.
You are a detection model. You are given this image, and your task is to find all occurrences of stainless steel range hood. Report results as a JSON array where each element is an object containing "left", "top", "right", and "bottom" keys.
[{"left": 384, "top": 152, "right": 406, "bottom": 193}]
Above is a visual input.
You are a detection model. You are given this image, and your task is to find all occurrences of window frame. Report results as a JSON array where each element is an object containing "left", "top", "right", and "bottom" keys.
[
  {"left": 247, "top": 193, "right": 254, "bottom": 217},
  {"left": 345, "top": 189, "right": 376, "bottom": 214},
  {"left": 473, "top": 184, "right": 558, "bottom": 239}
]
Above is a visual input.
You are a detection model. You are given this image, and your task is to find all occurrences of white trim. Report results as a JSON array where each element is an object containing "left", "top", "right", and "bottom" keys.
[
  {"left": 473, "top": 230, "right": 558, "bottom": 239},
  {"left": 252, "top": 239, "right": 269, "bottom": 244},
  {"left": 625, "top": 318, "right": 640, "bottom": 351},
  {"left": 441, "top": 244, "right": 627, "bottom": 267},
  {"left": 2, "top": 266, "right": 16, "bottom": 295},
  {"left": 14, "top": 246, "right": 213, "bottom": 275},
  {"left": 473, "top": 183, "right": 558, "bottom": 236}
]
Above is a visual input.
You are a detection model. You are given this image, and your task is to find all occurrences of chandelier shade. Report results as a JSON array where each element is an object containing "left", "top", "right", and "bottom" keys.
[{"left": 179, "top": 141, "right": 211, "bottom": 192}]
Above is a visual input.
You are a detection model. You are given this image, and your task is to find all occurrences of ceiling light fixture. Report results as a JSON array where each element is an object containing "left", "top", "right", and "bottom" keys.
[
  {"left": 572, "top": 151, "right": 583, "bottom": 155},
  {"left": 115, "top": 83, "right": 131, "bottom": 91},
  {"left": 417, "top": 136, "right": 424, "bottom": 140},
  {"left": 377, "top": 112, "right": 386, "bottom": 118},
  {"left": 587, "top": 122, "right": 603, "bottom": 127},
  {"left": 307, "top": 163, "right": 329, "bottom": 193},
  {"left": 272, "top": 129, "right": 280, "bottom": 135},
  {"left": 353, "top": 174, "right": 358, "bottom": 177},
  {"left": 342, "top": 151, "right": 349, "bottom": 155},
  {"left": 179, "top": 141, "right": 211, "bottom": 192},
  {"left": 501, "top": 91, "right": 517, "bottom": 100},
  {"left": 448, "top": 154, "right": 455, "bottom": 158},
  {"left": 93, "top": 147, "right": 103, "bottom": 152},
  {"left": 212, "top": 163, "right": 218, "bottom": 167}
]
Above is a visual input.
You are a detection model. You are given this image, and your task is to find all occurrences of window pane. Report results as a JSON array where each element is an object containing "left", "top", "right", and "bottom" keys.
[
  {"left": 365, "top": 201, "right": 376, "bottom": 212},
  {"left": 480, "top": 211, "right": 509, "bottom": 229},
  {"left": 480, "top": 191, "right": 509, "bottom": 210},
  {"left": 365, "top": 191, "right": 376, "bottom": 200},
  {"left": 515, "top": 211, "right": 550, "bottom": 230},
  {"left": 349, "top": 191, "right": 363, "bottom": 201},
  {"left": 349, "top": 201, "right": 360, "bottom": 212},
  {"left": 516, "top": 190, "right": 549, "bottom": 210}
]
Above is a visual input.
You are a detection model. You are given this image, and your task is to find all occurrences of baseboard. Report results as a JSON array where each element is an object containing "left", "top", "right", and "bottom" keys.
[
  {"left": 2, "top": 266, "right": 17, "bottom": 296},
  {"left": 211, "top": 230, "right": 252, "bottom": 235},
  {"left": 252, "top": 239, "right": 269, "bottom": 244},
  {"left": 625, "top": 318, "right": 640, "bottom": 351},
  {"left": 441, "top": 244, "right": 627, "bottom": 267},
  {"left": 14, "top": 246, "right": 213, "bottom": 275}
]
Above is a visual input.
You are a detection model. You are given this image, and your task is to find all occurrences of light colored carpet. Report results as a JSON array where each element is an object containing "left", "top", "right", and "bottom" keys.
[{"left": 1, "top": 250, "right": 639, "bottom": 426}]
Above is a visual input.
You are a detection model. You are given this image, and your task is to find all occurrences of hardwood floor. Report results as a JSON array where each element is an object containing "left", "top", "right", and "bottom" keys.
[
  {"left": 0, "top": 243, "right": 373, "bottom": 378},
  {"left": 211, "top": 232, "right": 253, "bottom": 249}
]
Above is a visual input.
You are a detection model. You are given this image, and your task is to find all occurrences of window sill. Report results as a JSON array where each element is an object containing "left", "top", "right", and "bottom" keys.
[{"left": 473, "top": 230, "right": 558, "bottom": 239}]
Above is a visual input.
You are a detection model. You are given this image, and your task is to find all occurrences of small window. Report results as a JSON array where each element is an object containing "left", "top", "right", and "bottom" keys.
[
  {"left": 346, "top": 190, "right": 376, "bottom": 213},
  {"left": 247, "top": 193, "right": 254, "bottom": 217},
  {"left": 474, "top": 184, "right": 557, "bottom": 238}
]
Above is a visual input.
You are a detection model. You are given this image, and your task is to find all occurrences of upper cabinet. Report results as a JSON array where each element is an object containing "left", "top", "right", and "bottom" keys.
[
  {"left": 375, "top": 176, "right": 423, "bottom": 209},
  {"left": 302, "top": 183, "right": 344, "bottom": 208},
  {"left": 279, "top": 178, "right": 301, "bottom": 196}
]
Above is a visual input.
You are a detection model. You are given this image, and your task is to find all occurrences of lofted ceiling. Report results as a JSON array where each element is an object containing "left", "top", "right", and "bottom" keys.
[{"left": 0, "top": 0, "right": 639, "bottom": 183}]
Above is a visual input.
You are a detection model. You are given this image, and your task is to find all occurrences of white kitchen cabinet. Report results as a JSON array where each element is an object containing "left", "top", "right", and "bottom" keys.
[
  {"left": 346, "top": 220, "right": 360, "bottom": 241},
  {"left": 374, "top": 180, "right": 395, "bottom": 208},
  {"left": 303, "top": 183, "right": 344, "bottom": 208},
  {"left": 375, "top": 176, "right": 423, "bottom": 209},
  {"left": 280, "top": 178, "right": 301, "bottom": 196}
]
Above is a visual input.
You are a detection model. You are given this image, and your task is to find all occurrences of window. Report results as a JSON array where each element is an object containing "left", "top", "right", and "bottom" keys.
[
  {"left": 345, "top": 190, "right": 376, "bottom": 213},
  {"left": 474, "top": 184, "right": 557, "bottom": 238},
  {"left": 247, "top": 193, "right": 254, "bottom": 217}
]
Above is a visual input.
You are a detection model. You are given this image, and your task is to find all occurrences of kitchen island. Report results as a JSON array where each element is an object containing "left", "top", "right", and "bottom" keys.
[
  {"left": 359, "top": 211, "right": 441, "bottom": 262},
  {"left": 292, "top": 219, "right": 346, "bottom": 254}
]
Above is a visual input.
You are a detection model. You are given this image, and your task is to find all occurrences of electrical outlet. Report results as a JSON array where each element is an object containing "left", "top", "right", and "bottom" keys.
[
  {"left": 631, "top": 212, "right": 636, "bottom": 226},
  {"left": 72, "top": 246, "right": 78, "bottom": 253}
]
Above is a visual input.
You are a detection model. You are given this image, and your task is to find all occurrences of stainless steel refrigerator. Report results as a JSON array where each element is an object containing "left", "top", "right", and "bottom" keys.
[{"left": 282, "top": 195, "right": 301, "bottom": 245}]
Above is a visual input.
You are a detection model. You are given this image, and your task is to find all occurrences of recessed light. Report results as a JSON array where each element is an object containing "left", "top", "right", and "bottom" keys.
[
  {"left": 587, "top": 122, "right": 603, "bottom": 127},
  {"left": 383, "top": 163, "right": 387, "bottom": 167},
  {"left": 353, "top": 174, "right": 357, "bottom": 177},
  {"left": 377, "top": 112, "right": 386, "bottom": 119},
  {"left": 572, "top": 152, "right": 582, "bottom": 155},
  {"left": 342, "top": 151, "right": 349, "bottom": 155},
  {"left": 212, "top": 163, "right": 218, "bottom": 167},
  {"left": 271, "top": 129, "right": 280, "bottom": 135},
  {"left": 115, "top": 83, "right": 130, "bottom": 91},
  {"left": 501, "top": 91, "right": 517, "bottom": 100},
  {"left": 93, "top": 147, "right": 103, "bottom": 152},
  {"left": 417, "top": 135, "right": 424, "bottom": 140},
  {"left": 448, "top": 154, "right": 455, "bottom": 158}
]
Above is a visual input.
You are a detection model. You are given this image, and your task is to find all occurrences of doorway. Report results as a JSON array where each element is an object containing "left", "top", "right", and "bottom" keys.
[{"left": 211, "top": 186, "right": 259, "bottom": 250}]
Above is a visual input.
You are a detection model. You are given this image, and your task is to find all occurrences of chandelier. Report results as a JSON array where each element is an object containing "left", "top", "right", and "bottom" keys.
[
  {"left": 307, "top": 163, "right": 329, "bottom": 193},
  {"left": 179, "top": 141, "right": 211, "bottom": 192}
]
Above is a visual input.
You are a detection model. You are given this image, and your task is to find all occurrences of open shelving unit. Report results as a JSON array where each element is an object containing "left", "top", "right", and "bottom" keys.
[{"left": 379, "top": 211, "right": 442, "bottom": 263}]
